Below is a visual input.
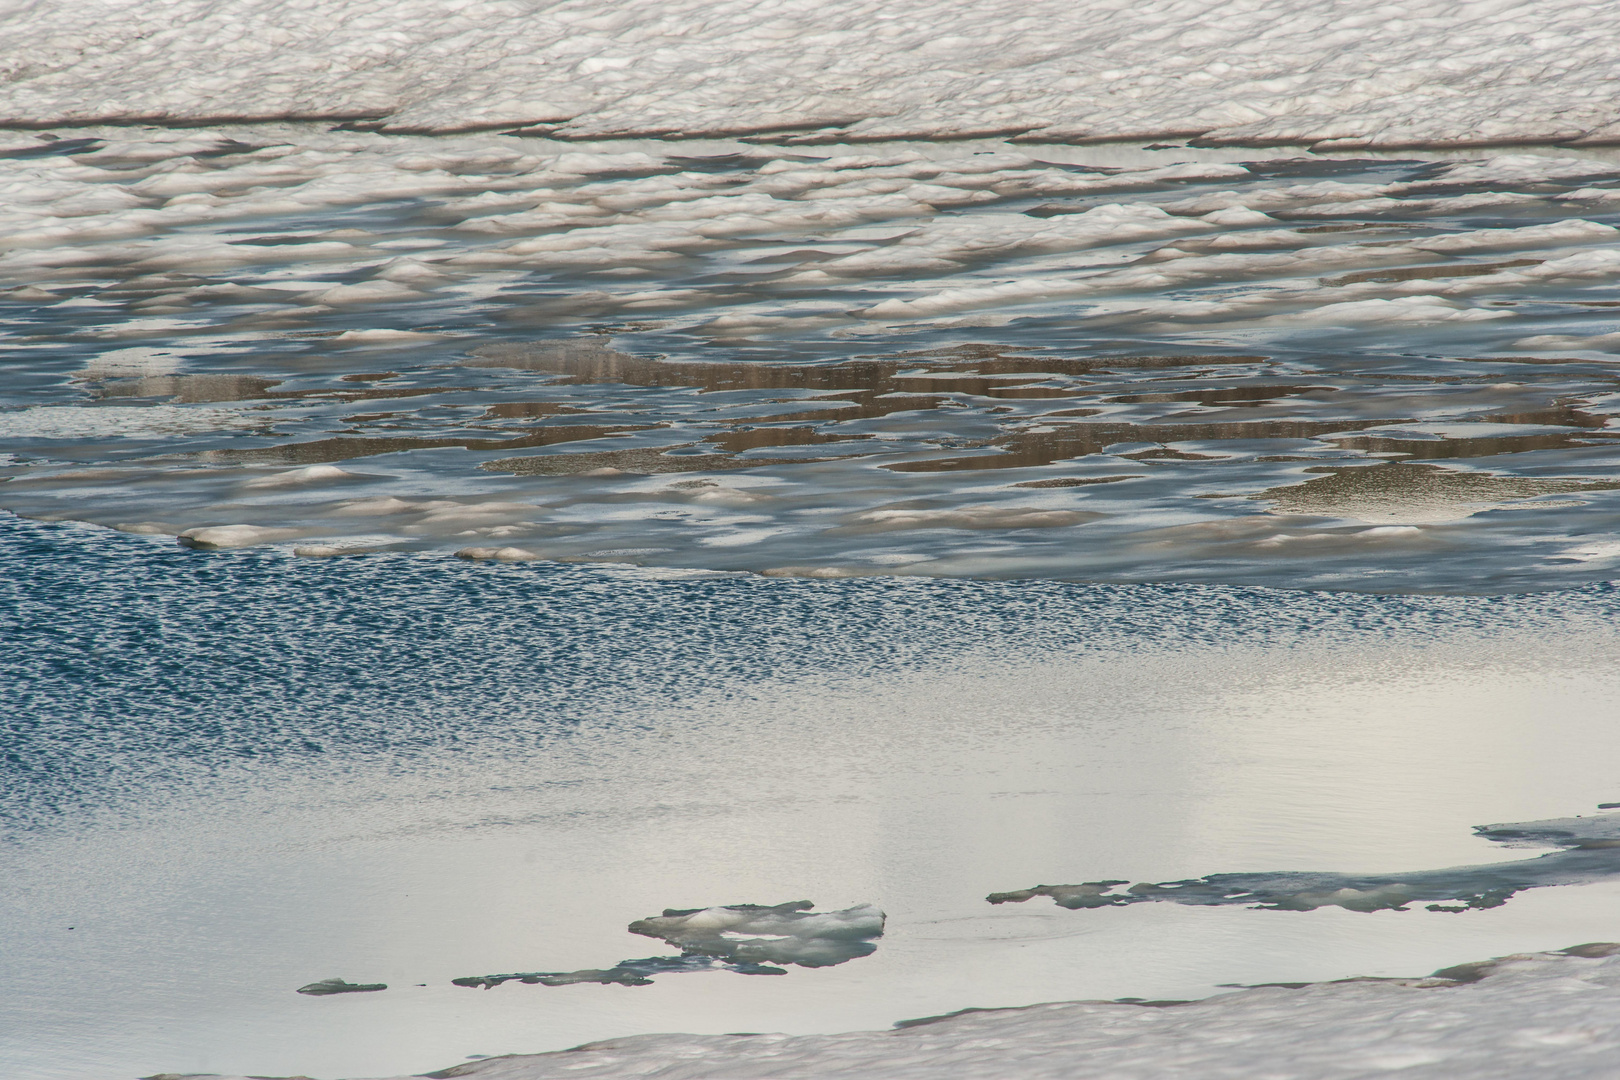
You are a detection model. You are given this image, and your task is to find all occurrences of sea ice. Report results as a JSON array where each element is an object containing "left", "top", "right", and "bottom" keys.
[
  {"left": 988, "top": 813, "right": 1620, "bottom": 913},
  {"left": 452, "top": 902, "right": 884, "bottom": 988}
]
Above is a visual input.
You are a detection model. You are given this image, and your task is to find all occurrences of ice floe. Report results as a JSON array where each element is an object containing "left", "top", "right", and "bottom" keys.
[
  {"left": 988, "top": 812, "right": 1620, "bottom": 914},
  {"left": 453, "top": 901, "right": 884, "bottom": 989}
]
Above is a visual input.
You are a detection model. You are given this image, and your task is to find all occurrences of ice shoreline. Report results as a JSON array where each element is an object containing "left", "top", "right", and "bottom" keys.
[
  {"left": 5, "top": 1, "right": 1620, "bottom": 147},
  {"left": 158, "top": 945, "right": 1620, "bottom": 1079}
]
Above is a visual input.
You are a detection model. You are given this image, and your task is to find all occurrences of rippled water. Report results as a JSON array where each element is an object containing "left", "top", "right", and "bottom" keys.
[
  {"left": 6, "top": 128, "right": 1620, "bottom": 1079},
  {"left": 5, "top": 129, "right": 1620, "bottom": 588}
]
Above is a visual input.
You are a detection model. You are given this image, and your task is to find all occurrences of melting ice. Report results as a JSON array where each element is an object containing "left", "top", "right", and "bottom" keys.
[
  {"left": 454, "top": 902, "right": 885, "bottom": 988},
  {"left": 989, "top": 813, "right": 1620, "bottom": 914},
  {"left": 3, "top": 132, "right": 1620, "bottom": 590}
]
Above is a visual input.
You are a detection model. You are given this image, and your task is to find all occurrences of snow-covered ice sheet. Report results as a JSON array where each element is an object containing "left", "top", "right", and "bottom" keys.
[
  {"left": 4, "top": 1, "right": 1620, "bottom": 147},
  {"left": 185, "top": 946, "right": 1620, "bottom": 1079}
]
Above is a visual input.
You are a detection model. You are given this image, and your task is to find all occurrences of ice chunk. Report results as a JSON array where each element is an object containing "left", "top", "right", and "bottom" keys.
[
  {"left": 176, "top": 524, "right": 303, "bottom": 549},
  {"left": 454, "top": 901, "right": 883, "bottom": 989},
  {"left": 295, "top": 977, "right": 386, "bottom": 995}
]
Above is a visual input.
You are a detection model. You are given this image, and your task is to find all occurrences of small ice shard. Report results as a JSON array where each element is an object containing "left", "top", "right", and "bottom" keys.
[
  {"left": 296, "top": 977, "right": 387, "bottom": 995},
  {"left": 989, "top": 812, "right": 1620, "bottom": 914},
  {"left": 454, "top": 901, "right": 883, "bottom": 989}
]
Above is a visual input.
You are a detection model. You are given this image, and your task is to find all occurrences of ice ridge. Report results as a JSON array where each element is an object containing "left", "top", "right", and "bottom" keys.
[{"left": 4, "top": 1, "right": 1620, "bottom": 147}]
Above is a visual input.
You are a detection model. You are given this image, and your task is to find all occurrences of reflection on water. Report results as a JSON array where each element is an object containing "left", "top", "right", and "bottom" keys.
[
  {"left": 454, "top": 902, "right": 884, "bottom": 988},
  {"left": 988, "top": 813, "right": 1620, "bottom": 914},
  {"left": 4, "top": 130, "right": 1620, "bottom": 589}
]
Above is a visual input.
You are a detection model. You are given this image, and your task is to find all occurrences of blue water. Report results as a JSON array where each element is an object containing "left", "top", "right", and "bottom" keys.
[
  {"left": 8, "top": 513, "right": 1614, "bottom": 835},
  {"left": 6, "top": 512, "right": 1620, "bottom": 1078}
]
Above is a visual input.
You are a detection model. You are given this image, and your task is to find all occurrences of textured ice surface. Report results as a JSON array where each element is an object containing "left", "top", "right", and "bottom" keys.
[
  {"left": 181, "top": 946, "right": 1620, "bottom": 1079},
  {"left": 989, "top": 813, "right": 1620, "bottom": 914},
  {"left": 4, "top": 134, "right": 1620, "bottom": 590},
  {"left": 453, "top": 902, "right": 885, "bottom": 987},
  {"left": 4, "top": 1, "right": 1620, "bottom": 147}
]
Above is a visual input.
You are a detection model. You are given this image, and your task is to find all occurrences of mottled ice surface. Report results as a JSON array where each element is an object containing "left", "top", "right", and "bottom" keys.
[{"left": 3, "top": 0, "right": 1619, "bottom": 146}]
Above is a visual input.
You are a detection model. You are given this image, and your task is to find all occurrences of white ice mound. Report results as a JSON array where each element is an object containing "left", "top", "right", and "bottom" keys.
[
  {"left": 243, "top": 465, "right": 356, "bottom": 488},
  {"left": 629, "top": 901, "right": 887, "bottom": 968},
  {"left": 176, "top": 524, "right": 302, "bottom": 549},
  {"left": 453, "top": 901, "right": 885, "bottom": 988},
  {"left": 3, "top": 0, "right": 1619, "bottom": 147}
]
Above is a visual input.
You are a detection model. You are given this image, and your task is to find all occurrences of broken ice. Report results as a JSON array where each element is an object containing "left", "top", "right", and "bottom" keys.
[{"left": 454, "top": 901, "right": 884, "bottom": 988}]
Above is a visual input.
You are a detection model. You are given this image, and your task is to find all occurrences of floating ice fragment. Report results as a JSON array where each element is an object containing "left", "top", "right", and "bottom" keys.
[
  {"left": 176, "top": 524, "right": 302, "bottom": 549},
  {"left": 243, "top": 464, "right": 357, "bottom": 487},
  {"left": 292, "top": 535, "right": 401, "bottom": 557},
  {"left": 296, "top": 977, "right": 386, "bottom": 995},
  {"left": 989, "top": 812, "right": 1620, "bottom": 914},
  {"left": 454, "top": 901, "right": 883, "bottom": 989},
  {"left": 455, "top": 546, "right": 542, "bottom": 562}
]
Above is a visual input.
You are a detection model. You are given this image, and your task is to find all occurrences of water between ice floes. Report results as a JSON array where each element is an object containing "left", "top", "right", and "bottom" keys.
[
  {"left": 4, "top": 516, "right": 1620, "bottom": 1079},
  {"left": 6, "top": 133, "right": 1620, "bottom": 591}
]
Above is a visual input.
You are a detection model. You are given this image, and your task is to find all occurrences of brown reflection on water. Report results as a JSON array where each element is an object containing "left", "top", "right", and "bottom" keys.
[
  {"left": 705, "top": 426, "right": 873, "bottom": 453},
  {"left": 1328, "top": 430, "right": 1616, "bottom": 461},
  {"left": 1106, "top": 385, "right": 1339, "bottom": 407},
  {"left": 202, "top": 424, "right": 658, "bottom": 466},
  {"left": 89, "top": 373, "right": 462, "bottom": 407},
  {"left": 1322, "top": 259, "right": 1541, "bottom": 287},
  {"left": 464, "top": 340, "right": 1271, "bottom": 439}
]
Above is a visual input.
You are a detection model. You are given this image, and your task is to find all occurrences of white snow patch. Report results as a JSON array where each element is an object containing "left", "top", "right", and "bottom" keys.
[
  {"left": 4, "top": 1, "right": 1620, "bottom": 146},
  {"left": 208, "top": 946, "right": 1620, "bottom": 1080}
]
